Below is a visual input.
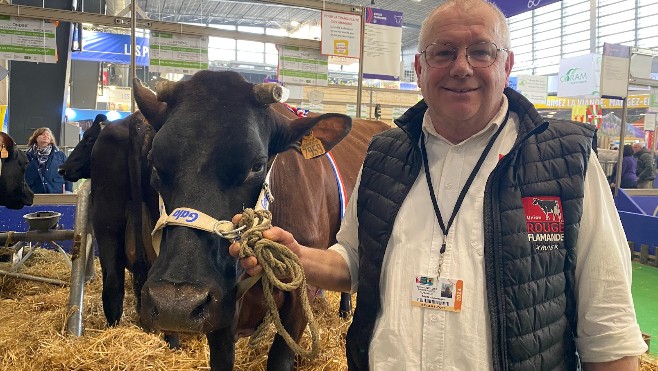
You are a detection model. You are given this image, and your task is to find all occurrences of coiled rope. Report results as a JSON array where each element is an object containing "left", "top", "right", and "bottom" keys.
[{"left": 236, "top": 208, "right": 319, "bottom": 358}]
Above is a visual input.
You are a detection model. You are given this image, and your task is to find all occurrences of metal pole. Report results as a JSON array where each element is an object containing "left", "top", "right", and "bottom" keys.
[
  {"left": 356, "top": 8, "right": 366, "bottom": 118},
  {"left": 0, "top": 230, "right": 75, "bottom": 244},
  {"left": 66, "top": 181, "right": 91, "bottom": 336},
  {"left": 0, "top": 270, "right": 67, "bottom": 286},
  {"left": 614, "top": 97, "right": 629, "bottom": 198},
  {"left": 130, "top": 0, "right": 137, "bottom": 113}
]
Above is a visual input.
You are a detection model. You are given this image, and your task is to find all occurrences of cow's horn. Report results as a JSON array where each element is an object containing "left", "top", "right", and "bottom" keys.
[
  {"left": 155, "top": 79, "right": 177, "bottom": 103},
  {"left": 253, "top": 83, "right": 283, "bottom": 105}
]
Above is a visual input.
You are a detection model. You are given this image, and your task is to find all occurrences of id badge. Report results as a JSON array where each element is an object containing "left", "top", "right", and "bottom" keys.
[{"left": 411, "top": 275, "right": 463, "bottom": 312}]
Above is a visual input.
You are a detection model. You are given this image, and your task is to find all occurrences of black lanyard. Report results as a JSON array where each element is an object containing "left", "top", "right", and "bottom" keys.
[{"left": 420, "top": 111, "right": 510, "bottom": 254}]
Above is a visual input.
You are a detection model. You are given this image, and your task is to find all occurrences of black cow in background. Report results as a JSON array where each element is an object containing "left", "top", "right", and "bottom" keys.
[
  {"left": 0, "top": 132, "right": 34, "bottom": 209},
  {"left": 58, "top": 114, "right": 107, "bottom": 182},
  {"left": 59, "top": 112, "right": 177, "bottom": 346}
]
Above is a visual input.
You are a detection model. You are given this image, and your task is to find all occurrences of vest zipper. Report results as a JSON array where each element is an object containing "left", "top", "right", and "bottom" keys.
[{"left": 484, "top": 121, "right": 549, "bottom": 371}]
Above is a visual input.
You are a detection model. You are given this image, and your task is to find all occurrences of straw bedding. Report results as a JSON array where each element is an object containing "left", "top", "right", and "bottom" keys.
[{"left": 1, "top": 248, "right": 656, "bottom": 370}]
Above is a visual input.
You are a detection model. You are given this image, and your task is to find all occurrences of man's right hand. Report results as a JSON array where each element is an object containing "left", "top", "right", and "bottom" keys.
[{"left": 228, "top": 214, "right": 303, "bottom": 276}]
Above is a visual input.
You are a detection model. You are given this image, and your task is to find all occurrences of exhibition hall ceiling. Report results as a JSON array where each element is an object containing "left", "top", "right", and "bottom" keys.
[{"left": 130, "top": 0, "right": 441, "bottom": 50}]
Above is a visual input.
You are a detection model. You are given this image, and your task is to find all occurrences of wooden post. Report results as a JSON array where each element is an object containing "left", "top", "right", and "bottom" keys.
[{"left": 640, "top": 244, "right": 649, "bottom": 265}]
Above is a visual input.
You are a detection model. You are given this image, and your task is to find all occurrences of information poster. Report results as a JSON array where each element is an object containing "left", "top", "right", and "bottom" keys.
[
  {"left": 600, "top": 43, "right": 630, "bottom": 99},
  {"left": 346, "top": 104, "right": 368, "bottom": 118},
  {"left": 278, "top": 46, "right": 328, "bottom": 86},
  {"left": 150, "top": 32, "right": 208, "bottom": 74},
  {"left": 362, "top": 7, "right": 403, "bottom": 81},
  {"left": 517, "top": 74, "right": 548, "bottom": 105},
  {"left": 648, "top": 87, "right": 658, "bottom": 113},
  {"left": 0, "top": 15, "right": 56, "bottom": 63},
  {"left": 320, "top": 11, "right": 361, "bottom": 59}
]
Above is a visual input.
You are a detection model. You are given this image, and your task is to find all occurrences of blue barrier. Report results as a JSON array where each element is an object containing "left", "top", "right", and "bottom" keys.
[
  {"left": 615, "top": 189, "right": 658, "bottom": 255},
  {"left": 1, "top": 204, "right": 76, "bottom": 251}
]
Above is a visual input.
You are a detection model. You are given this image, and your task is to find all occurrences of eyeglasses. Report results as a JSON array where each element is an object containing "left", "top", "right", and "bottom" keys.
[{"left": 421, "top": 41, "right": 509, "bottom": 69}]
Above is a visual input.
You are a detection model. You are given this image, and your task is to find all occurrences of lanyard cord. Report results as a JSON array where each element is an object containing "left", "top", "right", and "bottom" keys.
[{"left": 420, "top": 110, "right": 510, "bottom": 256}]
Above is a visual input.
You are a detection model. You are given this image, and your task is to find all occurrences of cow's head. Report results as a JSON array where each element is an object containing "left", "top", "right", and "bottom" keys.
[
  {"left": 134, "top": 71, "right": 351, "bottom": 335},
  {"left": 0, "top": 132, "right": 34, "bottom": 209},
  {"left": 59, "top": 114, "right": 108, "bottom": 181}
]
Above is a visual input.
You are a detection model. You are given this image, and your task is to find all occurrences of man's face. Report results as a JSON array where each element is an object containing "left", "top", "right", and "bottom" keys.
[
  {"left": 632, "top": 143, "right": 642, "bottom": 153},
  {"left": 414, "top": 5, "right": 514, "bottom": 135}
]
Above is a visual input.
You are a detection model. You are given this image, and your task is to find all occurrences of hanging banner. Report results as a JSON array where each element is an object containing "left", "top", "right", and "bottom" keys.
[
  {"left": 278, "top": 46, "right": 328, "bottom": 86},
  {"left": 72, "top": 26, "right": 149, "bottom": 65},
  {"left": 150, "top": 32, "right": 208, "bottom": 74},
  {"left": 492, "top": 0, "right": 562, "bottom": 18},
  {"left": 599, "top": 43, "right": 630, "bottom": 100},
  {"left": 0, "top": 15, "right": 56, "bottom": 63},
  {"left": 320, "top": 11, "right": 361, "bottom": 59},
  {"left": 362, "top": 7, "right": 403, "bottom": 81},
  {"left": 557, "top": 53, "right": 601, "bottom": 98}
]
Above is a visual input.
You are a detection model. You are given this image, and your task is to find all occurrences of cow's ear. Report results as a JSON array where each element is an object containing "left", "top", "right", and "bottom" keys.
[
  {"left": 271, "top": 113, "right": 352, "bottom": 158},
  {"left": 133, "top": 78, "right": 168, "bottom": 131}
]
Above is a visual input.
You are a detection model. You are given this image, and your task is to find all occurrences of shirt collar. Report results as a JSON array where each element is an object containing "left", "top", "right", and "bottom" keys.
[{"left": 422, "top": 95, "right": 509, "bottom": 145}]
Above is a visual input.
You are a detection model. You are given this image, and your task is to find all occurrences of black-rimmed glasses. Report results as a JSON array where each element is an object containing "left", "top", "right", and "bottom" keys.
[{"left": 421, "top": 41, "right": 509, "bottom": 69}]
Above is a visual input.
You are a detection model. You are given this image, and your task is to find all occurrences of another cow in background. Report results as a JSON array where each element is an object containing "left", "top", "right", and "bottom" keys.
[
  {"left": 0, "top": 132, "right": 34, "bottom": 209},
  {"left": 58, "top": 114, "right": 108, "bottom": 182},
  {"left": 135, "top": 70, "right": 389, "bottom": 370}
]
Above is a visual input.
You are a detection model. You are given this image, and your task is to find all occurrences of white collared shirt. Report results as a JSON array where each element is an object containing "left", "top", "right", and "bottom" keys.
[{"left": 329, "top": 96, "right": 647, "bottom": 370}]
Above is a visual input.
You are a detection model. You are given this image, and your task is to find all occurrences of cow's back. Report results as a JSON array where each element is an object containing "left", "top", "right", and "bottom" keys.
[{"left": 269, "top": 118, "right": 390, "bottom": 248}]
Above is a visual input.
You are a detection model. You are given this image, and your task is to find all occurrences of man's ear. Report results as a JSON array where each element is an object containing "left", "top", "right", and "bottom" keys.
[
  {"left": 414, "top": 53, "right": 423, "bottom": 88},
  {"left": 505, "top": 50, "right": 515, "bottom": 78}
]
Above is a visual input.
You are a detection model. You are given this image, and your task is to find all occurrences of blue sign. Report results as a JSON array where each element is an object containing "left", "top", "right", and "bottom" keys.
[
  {"left": 72, "top": 30, "right": 149, "bottom": 66},
  {"left": 493, "top": 0, "right": 562, "bottom": 18},
  {"left": 508, "top": 76, "right": 518, "bottom": 91}
]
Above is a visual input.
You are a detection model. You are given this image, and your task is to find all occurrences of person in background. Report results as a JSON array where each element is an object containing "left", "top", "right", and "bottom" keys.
[
  {"left": 232, "top": 0, "right": 647, "bottom": 369},
  {"left": 632, "top": 142, "right": 655, "bottom": 189},
  {"left": 25, "top": 127, "right": 72, "bottom": 194},
  {"left": 609, "top": 144, "right": 638, "bottom": 189}
]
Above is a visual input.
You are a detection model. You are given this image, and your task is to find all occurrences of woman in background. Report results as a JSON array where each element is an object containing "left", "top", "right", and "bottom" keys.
[
  {"left": 25, "top": 127, "right": 72, "bottom": 194},
  {"left": 609, "top": 144, "right": 638, "bottom": 189}
]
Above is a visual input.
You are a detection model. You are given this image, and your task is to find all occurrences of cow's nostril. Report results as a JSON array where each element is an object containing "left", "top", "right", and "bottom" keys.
[
  {"left": 57, "top": 167, "right": 66, "bottom": 175},
  {"left": 191, "top": 294, "right": 212, "bottom": 319}
]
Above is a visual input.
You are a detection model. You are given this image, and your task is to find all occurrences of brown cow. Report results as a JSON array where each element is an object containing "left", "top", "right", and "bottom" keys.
[{"left": 135, "top": 70, "right": 389, "bottom": 370}]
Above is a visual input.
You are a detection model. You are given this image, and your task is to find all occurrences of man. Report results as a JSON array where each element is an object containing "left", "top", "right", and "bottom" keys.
[
  {"left": 632, "top": 142, "right": 655, "bottom": 188},
  {"left": 231, "top": 0, "right": 647, "bottom": 369}
]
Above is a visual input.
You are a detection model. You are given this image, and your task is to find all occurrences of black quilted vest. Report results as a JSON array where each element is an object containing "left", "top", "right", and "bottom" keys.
[{"left": 346, "top": 88, "right": 596, "bottom": 371}]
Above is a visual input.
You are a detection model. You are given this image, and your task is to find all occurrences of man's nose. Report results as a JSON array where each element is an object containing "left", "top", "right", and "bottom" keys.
[{"left": 450, "top": 51, "right": 472, "bottom": 77}]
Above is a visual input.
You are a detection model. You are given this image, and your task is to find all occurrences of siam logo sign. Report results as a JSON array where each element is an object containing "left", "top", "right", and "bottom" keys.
[{"left": 557, "top": 54, "right": 601, "bottom": 98}]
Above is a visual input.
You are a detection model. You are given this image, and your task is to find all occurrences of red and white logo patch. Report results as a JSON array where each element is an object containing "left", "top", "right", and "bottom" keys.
[{"left": 522, "top": 196, "right": 564, "bottom": 251}]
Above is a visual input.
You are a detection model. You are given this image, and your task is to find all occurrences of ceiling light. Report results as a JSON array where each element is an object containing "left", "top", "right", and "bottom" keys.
[{"left": 290, "top": 21, "right": 299, "bottom": 27}]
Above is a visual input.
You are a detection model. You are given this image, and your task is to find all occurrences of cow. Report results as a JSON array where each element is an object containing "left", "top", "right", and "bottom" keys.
[
  {"left": 58, "top": 114, "right": 108, "bottom": 182},
  {"left": 134, "top": 70, "right": 390, "bottom": 370},
  {"left": 0, "top": 132, "right": 34, "bottom": 209},
  {"left": 58, "top": 112, "right": 179, "bottom": 346},
  {"left": 532, "top": 198, "right": 562, "bottom": 221}
]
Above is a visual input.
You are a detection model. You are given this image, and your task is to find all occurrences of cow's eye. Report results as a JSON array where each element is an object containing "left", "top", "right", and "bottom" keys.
[{"left": 251, "top": 163, "right": 265, "bottom": 173}]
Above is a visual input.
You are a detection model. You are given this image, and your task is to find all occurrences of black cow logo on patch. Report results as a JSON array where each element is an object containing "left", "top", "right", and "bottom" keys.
[
  {"left": 522, "top": 196, "right": 564, "bottom": 252},
  {"left": 532, "top": 198, "right": 562, "bottom": 221}
]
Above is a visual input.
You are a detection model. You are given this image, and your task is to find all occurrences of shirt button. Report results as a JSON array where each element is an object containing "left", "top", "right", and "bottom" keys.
[
  {"left": 446, "top": 183, "right": 453, "bottom": 189},
  {"left": 430, "top": 314, "right": 438, "bottom": 322}
]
